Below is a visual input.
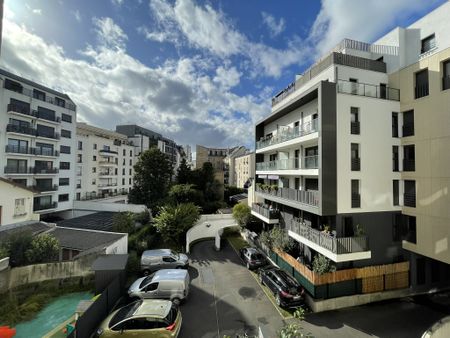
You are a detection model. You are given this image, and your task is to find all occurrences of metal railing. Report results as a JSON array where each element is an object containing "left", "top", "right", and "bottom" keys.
[
  {"left": 255, "top": 186, "right": 319, "bottom": 207},
  {"left": 36, "top": 130, "right": 60, "bottom": 140},
  {"left": 5, "top": 145, "right": 33, "bottom": 154},
  {"left": 351, "top": 158, "right": 361, "bottom": 171},
  {"left": 33, "top": 110, "right": 61, "bottom": 123},
  {"left": 350, "top": 121, "right": 360, "bottom": 134},
  {"left": 415, "top": 83, "right": 429, "bottom": 99},
  {"left": 256, "top": 155, "right": 319, "bottom": 171},
  {"left": 33, "top": 184, "right": 58, "bottom": 192},
  {"left": 34, "top": 167, "right": 59, "bottom": 174},
  {"left": 251, "top": 203, "right": 279, "bottom": 220},
  {"left": 33, "top": 201, "right": 58, "bottom": 211},
  {"left": 337, "top": 80, "right": 400, "bottom": 101},
  {"left": 98, "top": 161, "right": 117, "bottom": 165},
  {"left": 4, "top": 83, "right": 76, "bottom": 111},
  {"left": 7, "top": 103, "right": 31, "bottom": 116},
  {"left": 99, "top": 149, "right": 119, "bottom": 155},
  {"left": 4, "top": 166, "right": 33, "bottom": 174},
  {"left": 99, "top": 172, "right": 117, "bottom": 176},
  {"left": 34, "top": 148, "right": 59, "bottom": 156},
  {"left": 6, "top": 124, "right": 36, "bottom": 136},
  {"left": 404, "top": 193, "right": 416, "bottom": 207},
  {"left": 97, "top": 183, "right": 118, "bottom": 187},
  {"left": 256, "top": 119, "right": 319, "bottom": 150},
  {"left": 287, "top": 219, "right": 369, "bottom": 254}
]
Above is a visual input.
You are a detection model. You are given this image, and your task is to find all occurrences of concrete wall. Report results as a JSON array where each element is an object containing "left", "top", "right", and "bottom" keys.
[
  {"left": 73, "top": 200, "right": 147, "bottom": 213},
  {"left": 0, "top": 180, "right": 39, "bottom": 225}
]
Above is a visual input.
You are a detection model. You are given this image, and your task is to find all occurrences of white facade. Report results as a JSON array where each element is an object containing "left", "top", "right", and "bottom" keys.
[
  {"left": 0, "top": 68, "right": 77, "bottom": 215},
  {"left": 76, "top": 123, "right": 134, "bottom": 200},
  {"left": 234, "top": 152, "right": 255, "bottom": 189},
  {"left": 0, "top": 179, "right": 39, "bottom": 226}
]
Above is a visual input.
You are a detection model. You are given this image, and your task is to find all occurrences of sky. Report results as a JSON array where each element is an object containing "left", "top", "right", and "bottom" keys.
[{"left": 1, "top": 0, "right": 446, "bottom": 150}]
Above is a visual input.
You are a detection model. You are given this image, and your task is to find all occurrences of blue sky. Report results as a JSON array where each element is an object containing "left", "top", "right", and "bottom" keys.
[{"left": 1, "top": 0, "right": 446, "bottom": 150}]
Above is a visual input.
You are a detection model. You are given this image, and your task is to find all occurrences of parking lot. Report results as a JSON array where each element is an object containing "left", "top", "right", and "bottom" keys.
[{"left": 179, "top": 239, "right": 285, "bottom": 338}]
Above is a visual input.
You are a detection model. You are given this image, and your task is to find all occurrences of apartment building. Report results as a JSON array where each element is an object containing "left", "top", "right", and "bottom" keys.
[
  {"left": 115, "top": 124, "right": 181, "bottom": 173},
  {"left": 0, "top": 68, "right": 77, "bottom": 217},
  {"left": 75, "top": 123, "right": 134, "bottom": 200},
  {"left": 252, "top": 2, "right": 450, "bottom": 291},
  {"left": 0, "top": 178, "right": 39, "bottom": 225},
  {"left": 233, "top": 152, "right": 255, "bottom": 189}
]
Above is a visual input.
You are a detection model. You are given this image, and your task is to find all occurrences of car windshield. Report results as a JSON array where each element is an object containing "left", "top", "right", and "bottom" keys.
[
  {"left": 109, "top": 300, "right": 142, "bottom": 328},
  {"left": 251, "top": 253, "right": 263, "bottom": 260},
  {"left": 277, "top": 270, "right": 300, "bottom": 288},
  {"left": 170, "top": 251, "right": 180, "bottom": 259},
  {"left": 139, "top": 276, "right": 153, "bottom": 289},
  {"left": 164, "top": 304, "right": 178, "bottom": 324}
]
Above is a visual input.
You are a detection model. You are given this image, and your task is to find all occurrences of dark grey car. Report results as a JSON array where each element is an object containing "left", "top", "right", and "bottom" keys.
[{"left": 239, "top": 247, "right": 267, "bottom": 270}]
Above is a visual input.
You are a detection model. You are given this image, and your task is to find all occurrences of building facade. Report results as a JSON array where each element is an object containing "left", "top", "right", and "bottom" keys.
[
  {"left": 234, "top": 152, "right": 255, "bottom": 189},
  {"left": 76, "top": 123, "right": 134, "bottom": 200},
  {"left": 0, "top": 68, "right": 77, "bottom": 217}
]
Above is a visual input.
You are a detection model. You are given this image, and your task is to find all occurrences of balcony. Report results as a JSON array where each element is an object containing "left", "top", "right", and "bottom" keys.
[
  {"left": 255, "top": 186, "right": 319, "bottom": 208},
  {"left": 98, "top": 161, "right": 118, "bottom": 166},
  {"left": 34, "top": 148, "right": 59, "bottom": 157},
  {"left": 33, "top": 201, "right": 58, "bottom": 212},
  {"left": 256, "top": 119, "right": 319, "bottom": 151},
  {"left": 33, "top": 110, "right": 61, "bottom": 123},
  {"left": 33, "top": 184, "right": 58, "bottom": 192},
  {"left": 351, "top": 158, "right": 361, "bottom": 171},
  {"left": 99, "top": 172, "right": 117, "bottom": 176},
  {"left": 251, "top": 203, "right": 279, "bottom": 224},
  {"left": 256, "top": 156, "right": 319, "bottom": 171},
  {"left": 350, "top": 121, "right": 360, "bottom": 134},
  {"left": 415, "top": 83, "right": 429, "bottom": 99},
  {"left": 287, "top": 219, "right": 371, "bottom": 262},
  {"left": 98, "top": 182, "right": 118, "bottom": 188},
  {"left": 36, "top": 130, "right": 60, "bottom": 140},
  {"left": 351, "top": 193, "right": 361, "bottom": 208},
  {"left": 99, "top": 149, "right": 119, "bottom": 155},
  {"left": 4, "top": 166, "right": 33, "bottom": 174},
  {"left": 404, "top": 192, "right": 416, "bottom": 208},
  {"left": 403, "top": 159, "right": 415, "bottom": 172},
  {"left": 5, "top": 145, "right": 33, "bottom": 155},
  {"left": 443, "top": 76, "right": 450, "bottom": 91},
  {"left": 34, "top": 167, "right": 59, "bottom": 174},
  {"left": 337, "top": 80, "right": 400, "bottom": 101},
  {"left": 6, "top": 124, "right": 36, "bottom": 136},
  {"left": 7, "top": 103, "right": 32, "bottom": 117}
]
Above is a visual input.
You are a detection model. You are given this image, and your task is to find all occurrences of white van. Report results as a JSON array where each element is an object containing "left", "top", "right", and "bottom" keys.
[
  {"left": 140, "top": 249, "right": 189, "bottom": 274},
  {"left": 128, "top": 269, "right": 190, "bottom": 303}
]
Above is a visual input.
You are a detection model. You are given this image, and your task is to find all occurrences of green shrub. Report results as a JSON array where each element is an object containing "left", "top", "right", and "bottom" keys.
[
  {"left": 25, "top": 233, "right": 60, "bottom": 264},
  {"left": 232, "top": 203, "right": 251, "bottom": 228},
  {"left": 312, "top": 254, "right": 336, "bottom": 275},
  {"left": 113, "top": 212, "right": 135, "bottom": 233},
  {"left": 7, "top": 232, "right": 33, "bottom": 267},
  {"left": 127, "top": 250, "right": 141, "bottom": 275},
  {"left": 133, "top": 211, "right": 151, "bottom": 225}
]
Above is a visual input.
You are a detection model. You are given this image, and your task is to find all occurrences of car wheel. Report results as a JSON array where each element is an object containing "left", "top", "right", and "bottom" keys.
[
  {"left": 172, "top": 298, "right": 181, "bottom": 305},
  {"left": 276, "top": 294, "right": 281, "bottom": 306}
]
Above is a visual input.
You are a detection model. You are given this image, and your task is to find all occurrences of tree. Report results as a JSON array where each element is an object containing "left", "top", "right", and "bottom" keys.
[
  {"left": 129, "top": 147, "right": 173, "bottom": 211},
  {"left": 232, "top": 203, "right": 251, "bottom": 228},
  {"left": 112, "top": 212, "right": 135, "bottom": 233},
  {"left": 7, "top": 232, "right": 33, "bottom": 267},
  {"left": 153, "top": 203, "right": 200, "bottom": 246},
  {"left": 278, "top": 308, "right": 312, "bottom": 338},
  {"left": 169, "top": 184, "right": 204, "bottom": 206},
  {"left": 25, "top": 233, "right": 60, "bottom": 264},
  {"left": 176, "top": 158, "right": 192, "bottom": 184},
  {"left": 312, "top": 254, "right": 336, "bottom": 275}
]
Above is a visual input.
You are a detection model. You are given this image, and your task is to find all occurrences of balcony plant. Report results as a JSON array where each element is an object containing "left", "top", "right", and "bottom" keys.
[
  {"left": 355, "top": 224, "right": 365, "bottom": 237},
  {"left": 312, "top": 253, "right": 336, "bottom": 275},
  {"left": 270, "top": 185, "right": 279, "bottom": 193}
]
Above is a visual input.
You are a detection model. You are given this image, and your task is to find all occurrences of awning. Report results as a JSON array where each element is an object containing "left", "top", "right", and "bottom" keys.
[
  {"left": 258, "top": 174, "right": 267, "bottom": 179},
  {"left": 268, "top": 175, "right": 279, "bottom": 180}
]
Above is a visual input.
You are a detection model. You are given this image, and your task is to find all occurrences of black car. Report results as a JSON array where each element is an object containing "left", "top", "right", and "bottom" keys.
[
  {"left": 239, "top": 247, "right": 267, "bottom": 270},
  {"left": 259, "top": 267, "right": 304, "bottom": 308}
]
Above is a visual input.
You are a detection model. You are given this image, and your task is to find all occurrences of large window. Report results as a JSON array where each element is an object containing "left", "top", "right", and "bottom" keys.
[
  {"left": 351, "top": 179, "right": 360, "bottom": 208},
  {"left": 36, "top": 106, "right": 56, "bottom": 122},
  {"left": 6, "top": 159, "right": 27, "bottom": 173},
  {"left": 14, "top": 198, "right": 26, "bottom": 216},
  {"left": 443, "top": 59, "right": 450, "bottom": 90},
  {"left": 404, "top": 180, "right": 416, "bottom": 207},
  {"left": 35, "top": 142, "right": 54, "bottom": 156},
  {"left": 60, "top": 145, "right": 71, "bottom": 154},
  {"left": 4, "top": 79, "right": 23, "bottom": 93},
  {"left": 7, "top": 138, "right": 28, "bottom": 154},
  {"left": 392, "top": 112, "right": 399, "bottom": 137},
  {"left": 9, "top": 98, "right": 30, "bottom": 115},
  {"left": 61, "top": 129, "right": 71, "bottom": 138},
  {"left": 415, "top": 69, "right": 429, "bottom": 99},
  {"left": 350, "top": 107, "right": 360, "bottom": 134},
  {"left": 393, "top": 180, "right": 399, "bottom": 206},
  {"left": 402, "top": 110, "right": 414, "bottom": 137},
  {"left": 59, "top": 178, "right": 69, "bottom": 186},
  {"left": 61, "top": 113, "right": 72, "bottom": 123},
  {"left": 421, "top": 34, "right": 436, "bottom": 54},
  {"left": 403, "top": 145, "right": 415, "bottom": 171},
  {"left": 55, "top": 97, "right": 66, "bottom": 107},
  {"left": 392, "top": 146, "right": 399, "bottom": 172},
  {"left": 33, "top": 89, "right": 46, "bottom": 101},
  {"left": 351, "top": 143, "right": 360, "bottom": 171},
  {"left": 36, "top": 124, "right": 55, "bottom": 138}
]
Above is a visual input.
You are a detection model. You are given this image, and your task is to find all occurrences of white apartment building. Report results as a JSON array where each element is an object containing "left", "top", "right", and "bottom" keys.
[
  {"left": 234, "top": 152, "right": 255, "bottom": 189},
  {"left": 0, "top": 68, "right": 77, "bottom": 217},
  {"left": 75, "top": 123, "right": 134, "bottom": 200},
  {"left": 252, "top": 1, "right": 450, "bottom": 290}
]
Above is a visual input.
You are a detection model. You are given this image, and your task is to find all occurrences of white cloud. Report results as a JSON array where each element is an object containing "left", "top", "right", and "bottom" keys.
[
  {"left": 92, "top": 17, "right": 128, "bottom": 50},
  {"left": 261, "top": 12, "right": 286, "bottom": 37},
  {"left": 0, "top": 17, "right": 268, "bottom": 148},
  {"left": 72, "top": 10, "right": 82, "bottom": 23},
  {"left": 111, "top": 0, "right": 124, "bottom": 6},
  {"left": 32, "top": 9, "right": 42, "bottom": 15}
]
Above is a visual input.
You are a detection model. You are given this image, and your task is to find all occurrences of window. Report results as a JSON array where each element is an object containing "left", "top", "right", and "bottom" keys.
[
  {"left": 443, "top": 59, "right": 450, "bottom": 90},
  {"left": 393, "top": 180, "right": 399, "bottom": 206},
  {"left": 129, "top": 178, "right": 131, "bottom": 185},
  {"left": 415, "top": 69, "right": 429, "bottom": 98},
  {"left": 7, "top": 138, "right": 28, "bottom": 154},
  {"left": 129, "top": 168, "right": 132, "bottom": 175},
  {"left": 61, "top": 129, "right": 71, "bottom": 138},
  {"left": 59, "top": 178, "right": 69, "bottom": 186},
  {"left": 4, "top": 79, "right": 23, "bottom": 93},
  {"left": 403, "top": 145, "right": 415, "bottom": 171},
  {"left": 350, "top": 107, "right": 360, "bottom": 134},
  {"left": 392, "top": 113, "right": 399, "bottom": 137},
  {"left": 402, "top": 110, "right": 414, "bottom": 137},
  {"left": 61, "top": 113, "right": 72, "bottom": 123},
  {"left": 123, "top": 149, "right": 126, "bottom": 156},
  {"left": 351, "top": 143, "right": 360, "bottom": 171},
  {"left": 12, "top": 179, "right": 27, "bottom": 186},
  {"left": 93, "top": 143, "right": 97, "bottom": 150},
  {"left": 123, "top": 159, "right": 125, "bottom": 165},
  {"left": 130, "top": 150, "right": 132, "bottom": 156},
  {"left": 93, "top": 155, "right": 97, "bottom": 161},
  {"left": 36, "top": 124, "right": 55, "bottom": 139},
  {"left": 58, "top": 194, "right": 69, "bottom": 202},
  {"left": 115, "top": 168, "right": 118, "bottom": 175},
  {"left": 36, "top": 107, "right": 56, "bottom": 122},
  {"left": 33, "top": 89, "right": 45, "bottom": 101},
  {"left": 78, "top": 141, "right": 83, "bottom": 150},
  {"left": 14, "top": 198, "right": 26, "bottom": 216},
  {"left": 122, "top": 178, "right": 125, "bottom": 185},
  {"left": 60, "top": 162, "right": 70, "bottom": 170},
  {"left": 351, "top": 179, "right": 360, "bottom": 208},
  {"left": 122, "top": 168, "right": 125, "bottom": 175},
  {"left": 392, "top": 213, "right": 402, "bottom": 241},
  {"left": 76, "top": 192, "right": 81, "bottom": 201},
  {"left": 92, "top": 179, "right": 96, "bottom": 185},
  {"left": 60, "top": 145, "right": 71, "bottom": 154},
  {"left": 77, "top": 154, "right": 82, "bottom": 163},
  {"left": 92, "top": 167, "right": 96, "bottom": 173},
  {"left": 393, "top": 146, "right": 399, "bottom": 172},
  {"left": 55, "top": 97, "right": 66, "bottom": 107},
  {"left": 129, "top": 159, "right": 132, "bottom": 166},
  {"left": 404, "top": 180, "right": 416, "bottom": 207},
  {"left": 6, "top": 159, "right": 27, "bottom": 174},
  {"left": 421, "top": 34, "right": 436, "bottom": 54}
]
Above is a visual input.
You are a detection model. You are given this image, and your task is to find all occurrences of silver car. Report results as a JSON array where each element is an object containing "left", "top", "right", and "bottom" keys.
[
  {"left": 141, "top": 249, "right": 189, "bottom": 274},
  {"left": 128, "top": 269, "right": 190, "bottom": 303}
]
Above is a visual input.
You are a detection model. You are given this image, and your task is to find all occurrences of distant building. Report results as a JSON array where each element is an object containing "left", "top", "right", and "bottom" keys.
[
  {"left": 75, "top": 123, "right": 134, "bottom": 201},
  {"left": 185, "top": 145, "right": 192, "bottom": 163},
  {"left": 224, "top": 146, "right": 249, "bottom": 186},
  {"left": 234, "top": 152, "right": 255, "bottom": 189}
]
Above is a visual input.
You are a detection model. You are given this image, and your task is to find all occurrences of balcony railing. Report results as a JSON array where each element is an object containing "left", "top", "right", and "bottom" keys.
[
  {"left": 350, "top": 121, "right": 360, "bottom": 134},
  {"left": 33, "top": 201, "right": 58, "bottom": 211},
  {"left": 337, "top": 80, "right": 400, "bottom": 101},
  {"left": 256, "top": 119, "right": 319, "bottom": 150},
  {"left": 34, "top": 148, "right": 59, "bottom": 156},
  {"left": 4, "top": 83, "right": 76, "bottom": 111},
  {"left": 256, "top": 155, "right": 319, "bottom": 171},
  {"left": 34, "top": 167, "right": 59, "bottom": 174},
  {"left": 36, "top": 130, "right": 60, "bottom": 140},
  {"left": 404, "top": 192, "right": 416, "bottom": 207},
  {"left": 7, "top": 103, "right": 31, "bottom": 116},
  {"left": 351, "top": 193, "right": 361, "bottom": 208},
  {"left": 415, "top": 83, "right": 429, "bottom": 99},
  {"left": 402, "top": 123, "right": 414, "bottom": 137},
  {"left": 98, "top": 183, "right": 118, "bottom": 187},
  {"left": 256, "top": 186, "right": 319, "bottom": 207},
  {"left": 33, "top": 184, "right": 58, "bottom": 192},
  {"left": 443, "top": 76, "right": 450, "bottom": 90},
  {"left": 403, "top": 159, "right": 415, "bottom": 172},
  {"left": 6, "top": 124, "right": 36, "bottom": 136},
  {"left": 351, "top": 158, "right": 361, "bottom": 171},
  {"left": 99, "top": 172, "right": 117, "bottom": 176},
  {"left": 287, "top": 219, "right": 369, "bottom": 254},
  {"left": 5, "top": 145, "right": 33, "bottom": 155},
  {"left": 33, "top": 110, "right": 61, "bottom": 123},
  {"left": 98, "top": 161, "right": 118, "bottom": 165},
  {"left": 251, "top": 203, "right": 279, "bottom": 220},
  {"left": 99, "top": 149, "right": 119, "bottom": 155},
  {"left": 4, "top": 166, "right": 33, "bottom": 174}
]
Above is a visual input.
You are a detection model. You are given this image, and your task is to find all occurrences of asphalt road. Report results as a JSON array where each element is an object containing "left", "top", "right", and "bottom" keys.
[{"left": 179, "top": 239, "right": 285, "bottom": 338}]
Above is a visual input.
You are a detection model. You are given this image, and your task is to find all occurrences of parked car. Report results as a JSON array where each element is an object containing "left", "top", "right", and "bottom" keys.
[
  {"left": 239, "top": 247, "right": 266, "bottom": 270},
  {"left": 95, "top": 299, "right": 182, "bottom": 338},
  {"left": 259, "top": 267, "right": 304, "bottom": 308},
  {"left": 141, "top": 249, "right": 189, "bottom": 275},
  {"left": 128, "top": 269, "right": 190, "bottom": 303}
]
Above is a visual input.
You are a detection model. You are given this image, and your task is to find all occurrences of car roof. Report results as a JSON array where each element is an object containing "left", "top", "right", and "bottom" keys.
[
  {"left": 134, "top": 300, "right": 172, "bottom": 318},
  {"left": 245, "top": 247, "right": 260, "bottom": 254},
  {"left": 152, "top": 269, "right": 188, "bottom": 281},
  {"left": 142, "top": 249, "right": 173, "bottom": 256}
]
